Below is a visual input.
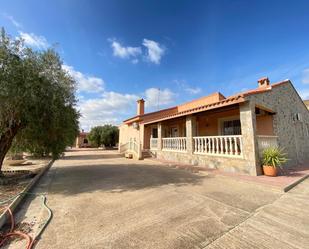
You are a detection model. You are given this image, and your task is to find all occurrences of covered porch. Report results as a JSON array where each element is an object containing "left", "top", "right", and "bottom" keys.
[{"left": 143, "top": 102, "right": 277, "bottom": 175}]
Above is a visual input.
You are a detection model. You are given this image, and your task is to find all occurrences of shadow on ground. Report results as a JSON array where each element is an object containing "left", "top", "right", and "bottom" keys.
[
  {"left": 48, "top": 163, "right": 208, "bottom": 195},
  {"left": 63, "top": 153, "right": 122, "bottom": 160},
  {"left": 66, "top": 149, "right": 103, "bottom": 153}
]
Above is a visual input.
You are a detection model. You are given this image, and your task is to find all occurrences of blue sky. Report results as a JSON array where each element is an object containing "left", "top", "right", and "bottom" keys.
[{"left": 1, "top": 0, "right": 309, "bottom": 130}]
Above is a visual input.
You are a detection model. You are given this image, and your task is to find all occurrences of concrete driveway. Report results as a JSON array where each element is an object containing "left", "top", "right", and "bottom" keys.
[{"left": 4, "top": 149, "right": 308, "bottom": 249}]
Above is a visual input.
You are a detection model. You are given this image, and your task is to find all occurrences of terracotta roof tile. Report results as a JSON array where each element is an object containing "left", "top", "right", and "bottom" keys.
[
  {"left": 141, "top": 94, "right": 245, "bottom": 124},
  {"left": 123, "top": 80, "right": 290, "bottom": 125}
]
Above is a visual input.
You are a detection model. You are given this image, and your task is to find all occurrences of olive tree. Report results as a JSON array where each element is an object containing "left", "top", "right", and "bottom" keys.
[
  {"left": 88, "top": 125, "right": 119, "bottom": 148},
  {"left": 101, "top": 125, "right": 119, "bottom": 147},
  {"left": 0, "top": 28, "right": 79, "bottom": 171},
  {"left": 88, "top": 126, "right": 104, "bottom": 147}
]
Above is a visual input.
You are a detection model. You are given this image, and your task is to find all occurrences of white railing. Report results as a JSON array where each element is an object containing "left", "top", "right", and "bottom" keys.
[
  {"left": 193, "top": 135, "right": 243, "bottom": 157},
  {"left": 119, "top": 138, "right": 142, "bottom": 159},
  {"left": 162, "top": 137, "right": 187, "bottom": 152},
  {"left": 129, "top": 139, "right": 139, "bottom": 155},
  {"left": 150, "top": 138, "right": 158, "bottom": 149},
  {"left": 257, "top": 135, "right": 278, "bottom": 156},
  {"left": 119, "top": 142, "right": 129, "bottom": 153}
]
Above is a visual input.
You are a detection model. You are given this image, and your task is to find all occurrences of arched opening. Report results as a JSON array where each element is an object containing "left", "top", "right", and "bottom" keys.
[{"left": 83, "top": 138, "right": 88, "bottom": 144}]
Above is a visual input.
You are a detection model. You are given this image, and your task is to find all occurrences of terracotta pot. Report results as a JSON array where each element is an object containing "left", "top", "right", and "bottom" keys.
[{"left": 263, "top": 165, "right": 277, "bottom": 177}]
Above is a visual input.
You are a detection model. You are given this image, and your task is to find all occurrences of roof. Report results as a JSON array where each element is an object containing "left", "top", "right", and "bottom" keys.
[{"left": 123, "top": 79, "right": 290, "bottom": 125}]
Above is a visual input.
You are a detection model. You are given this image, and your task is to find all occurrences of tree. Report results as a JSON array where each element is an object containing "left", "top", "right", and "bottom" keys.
[
  {"left": 0, "top": 28, "right": 79, "bottom": 172},
  {"left": 88, "top": 125, "right": 119, "bottom": 148},
  {"left": 88, "top": 126, "right": 104, "bottom": 147},
  {"left": 101, "top": 125, "right": 119, "bottom": 147}
]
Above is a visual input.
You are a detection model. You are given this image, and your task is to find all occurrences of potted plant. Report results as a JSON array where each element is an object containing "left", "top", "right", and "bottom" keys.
[{"left": 262, "top": 147, "right": 287, "bottom": 177}]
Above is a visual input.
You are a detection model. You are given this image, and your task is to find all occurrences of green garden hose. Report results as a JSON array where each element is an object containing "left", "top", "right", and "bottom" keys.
[{"left": 0, "top": 192, "right": 52, "bottom": 245}]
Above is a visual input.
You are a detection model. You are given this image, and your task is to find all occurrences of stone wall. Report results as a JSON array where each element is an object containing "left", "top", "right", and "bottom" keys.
[
  {"left": 304, "top": 100, "right": 309, "bottom": 110},
  {"left": 153, "top": 150, "right": 252, "bottom": 174},
  {"left": 239, "top": 102, "right": 261, "bottom": 175},
  {"left": 246, "top": 81, "right": 309, "bottom": 166}
]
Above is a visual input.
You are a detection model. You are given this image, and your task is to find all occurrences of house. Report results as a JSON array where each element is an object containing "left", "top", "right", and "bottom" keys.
[
  {"left": 75, "top": 130, "right": 91, "bottom": 148},
  {"left": 304, "top": 100, "right": 309, "bottom": 110},
  {"left": 119, "top": 78, "right": 309, "bottom": 176}
]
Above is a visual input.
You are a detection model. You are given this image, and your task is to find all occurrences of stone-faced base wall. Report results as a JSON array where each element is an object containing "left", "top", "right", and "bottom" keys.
[{"left": 152, "top": 150, "right": 256, "bottom": 175}]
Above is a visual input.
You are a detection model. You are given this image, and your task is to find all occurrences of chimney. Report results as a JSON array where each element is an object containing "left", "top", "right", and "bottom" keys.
[
  {"left": 137, "top": 99, "right": 145, "bottom": 116},
  {"left": 258, "top": 77, "right": 270, "bottom": 88}
]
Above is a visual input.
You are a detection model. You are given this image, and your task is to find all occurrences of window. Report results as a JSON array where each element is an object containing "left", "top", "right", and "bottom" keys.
[
  {"left": 222, "top": 119, "right": 241, "bottom": 135},
  {"left": 152, "top": 128, "right": 158, "bottom": 138}
]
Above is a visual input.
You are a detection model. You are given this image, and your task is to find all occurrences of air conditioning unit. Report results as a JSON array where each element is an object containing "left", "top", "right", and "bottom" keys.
[{"left": 132, "top": 122, "right": 139, "bottom": 129}]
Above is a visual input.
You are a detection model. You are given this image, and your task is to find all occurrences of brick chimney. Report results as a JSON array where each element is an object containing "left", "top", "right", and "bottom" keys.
[
  {"left": 258, "top": 77, "right": 270, "bottom": 88},
  {"left": 137, "top": 99, "right": 145, "bottom": 116}
]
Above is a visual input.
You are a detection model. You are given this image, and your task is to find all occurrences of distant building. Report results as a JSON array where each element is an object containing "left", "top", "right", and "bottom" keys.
[
  {"left": 75, "top": 130, "right": 91, "bottom": 148},
  {"left": 119, "top": 77, "right": 309, "bottom": 176},
  {"left": 304, "top": 100, "right": 309, "bottom": 110}
]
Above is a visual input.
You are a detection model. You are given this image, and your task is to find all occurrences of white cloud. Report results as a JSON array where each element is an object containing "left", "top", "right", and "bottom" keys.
[
  {"left": 78, "top": 91, "right": 139, "bottom": 130},
  {"left": 77, "top": 85, "right": 177, "bottom": 130},
  {"left": 110, "top": 40, "right": 142, "bottom": 59},
  {"left": 174, "top": 79, "right": 201, "bottom": 95},
  {"left": 142, "top": 39, "right": 165, "bottom": 64},
  {"left": 2, "top": 13, "right": 22, "bottom": 28},
  {"left": 185, "top": 87, "right": 201, "bottom": 95},
  {"left": 144, "top": 88, "right": 175, "bottom": 108},
  {"left": 63, "top": 65, "right": 181, "bottom": 130},
  {"left": 108, "top": 38, "right": 166, "bottom": 64},
  {"left": 300, "top": 89, "right": 309, "bottom": 100},
  {"left": 131, "top": 58, "right": 139, "bottom": 64},
  {"left": 102, "top": 91, "right": 140, "bottom": 109},
  {"left": 18, "top": 31, "right": 49, "bottom": 49},
  {"left": 77, "top": 86, "right": 176, "bottom": 130},
  {"left": 62, "top": 65, "right": 105, "bottom": 93},
  {"left": 302, "top": 68, "right": 309, "bottom": 84}
]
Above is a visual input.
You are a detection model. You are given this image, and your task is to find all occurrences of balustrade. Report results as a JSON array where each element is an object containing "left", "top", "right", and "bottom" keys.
[
  {"left": 162, "top": 137, "right": 187, "bottom": 152},
  {"left": 193, "top": 135, "right": 243, "bottom": 156}
]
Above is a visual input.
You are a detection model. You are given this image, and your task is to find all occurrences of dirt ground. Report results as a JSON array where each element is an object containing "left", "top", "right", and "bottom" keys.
[
  {"left": 2, "top": 149, "right": 308, "bottom": 249},
  {"left": 0, "top": 158, "right": 50, "bottom": 215}
]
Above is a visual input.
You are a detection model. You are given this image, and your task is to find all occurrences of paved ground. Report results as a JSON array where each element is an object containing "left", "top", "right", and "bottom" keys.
[
  {"left": 208, "top": 179, "right": 309, "bottom": 249},
  {"left": 3, "top": 149, "right": 309, "bottom": 249}
]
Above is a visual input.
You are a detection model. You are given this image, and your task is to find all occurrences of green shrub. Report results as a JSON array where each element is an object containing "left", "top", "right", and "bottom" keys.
[{"left": 262, "top": 147, "right": 288, "bottom": 168}]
